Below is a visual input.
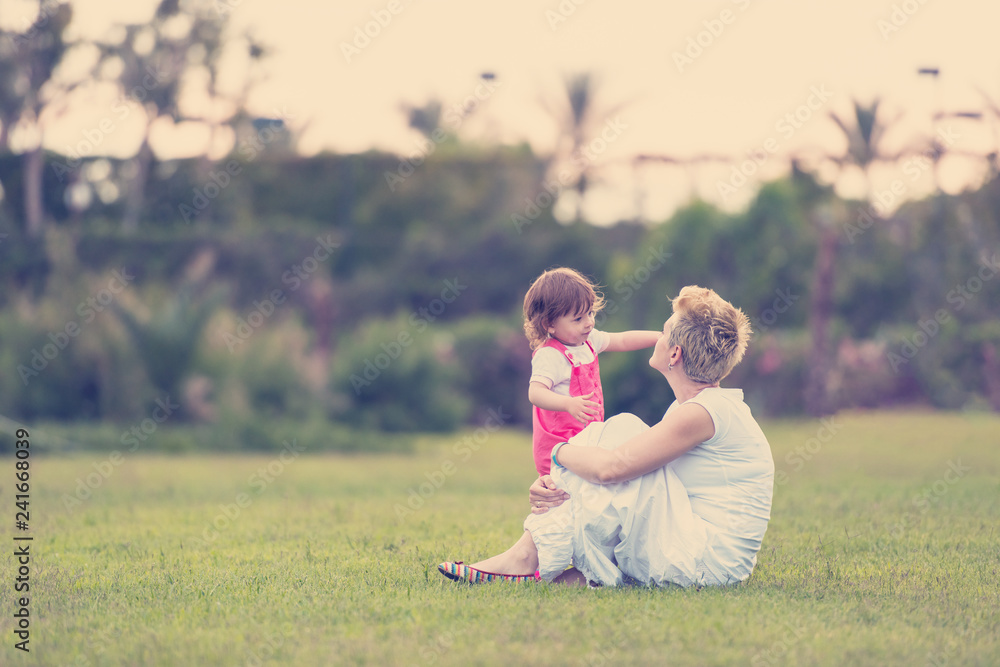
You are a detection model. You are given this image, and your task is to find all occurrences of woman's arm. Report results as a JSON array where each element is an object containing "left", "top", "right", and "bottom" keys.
[
  {"left": 555, "top": 403, "right": 715, "bottom": 484},
  {"left": 603, "top": 330, "right": 660, "bottom": 352}
]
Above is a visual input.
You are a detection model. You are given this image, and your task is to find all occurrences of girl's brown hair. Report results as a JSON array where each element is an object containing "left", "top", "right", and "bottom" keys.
[{"left": 522, "top": 268, "right": 605, "bottom": 351}]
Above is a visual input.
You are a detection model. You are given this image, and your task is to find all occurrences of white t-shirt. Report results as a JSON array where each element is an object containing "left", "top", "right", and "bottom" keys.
[
  {"left": 529, "top": 329, "right": 611, "bottom": 396},
  {"left": 666, "top": 387, "right": 775, "bottom": 584}
]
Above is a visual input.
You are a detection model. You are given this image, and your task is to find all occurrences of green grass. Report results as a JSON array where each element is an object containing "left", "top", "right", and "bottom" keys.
[{"left": 3, "top": 410, "right": 999, "bottom": 666}]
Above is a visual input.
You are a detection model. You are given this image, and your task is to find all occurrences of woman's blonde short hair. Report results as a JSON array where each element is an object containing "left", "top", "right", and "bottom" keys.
[{"left": 668, "top": 285, "right": 752, "bottom": 383}]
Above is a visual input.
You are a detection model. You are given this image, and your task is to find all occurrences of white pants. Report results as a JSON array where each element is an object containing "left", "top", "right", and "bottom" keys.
[{"left": 524, "top": 414, "right": 710, "bottom": 587}]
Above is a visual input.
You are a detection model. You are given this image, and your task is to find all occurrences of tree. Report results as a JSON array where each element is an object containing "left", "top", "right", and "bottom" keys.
[
  {"left": 0, "top": 0, "right": 73, "bottom": 237},
  {"left": 800, "top": 99, "right": 903, "bottom": 416},
  {"left": 403, "top": 99, "right": 443, "bottom": 139},
  {"left": 93, "top": 0, "right": 263, "bottom": 231},
  {"left": 111, "top": 255, "right": 225, "bottom": 415},
  {"left": 543, "top": 72, "right": 627, "bottom": 222},
  {"left": 105, "top": 1, "right": 206, "bottom": 231}
]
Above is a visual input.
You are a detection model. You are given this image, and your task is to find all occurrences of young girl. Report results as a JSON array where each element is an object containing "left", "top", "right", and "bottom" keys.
[{"left": 523, "top": 267, "right": 660, "bottom": 476}]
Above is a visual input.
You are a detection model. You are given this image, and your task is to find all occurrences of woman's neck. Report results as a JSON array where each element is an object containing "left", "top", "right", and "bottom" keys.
[{"left": 673, "top": 381, "right": 720, "bottom": 404}]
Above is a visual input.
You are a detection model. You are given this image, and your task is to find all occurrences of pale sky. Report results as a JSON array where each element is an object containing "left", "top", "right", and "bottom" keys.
[{"left": 9, "top": 0, "right": 1000, "bottom": 222}]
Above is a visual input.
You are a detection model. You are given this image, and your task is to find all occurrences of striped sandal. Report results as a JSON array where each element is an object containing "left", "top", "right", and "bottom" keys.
[{"left": 438, "top": 561, "right": 540, "bottom": 583}]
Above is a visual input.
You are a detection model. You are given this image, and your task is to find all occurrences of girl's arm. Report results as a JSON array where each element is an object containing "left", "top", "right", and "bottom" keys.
[
  {"left": 529, "top": 382, "right": 600, "bottom": 423},
  {"left": 603, "top": 330, "right": 661, "bottom": 352},
  {"left": 554, "top": 403, "right": 715, "bottom": 484}
]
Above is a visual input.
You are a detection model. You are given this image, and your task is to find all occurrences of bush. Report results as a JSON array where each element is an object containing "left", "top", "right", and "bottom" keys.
[
  {"left": 214, "top": 320, "right": 319, "bottom": 421},
  {"left": 448, "top": 315, "right": 532, "bottom": 428},
  {"left": 0, "top": 416, "right": 415, "bottom": 455},
  {"left": 0, "top": 307, "right": 105, "bottom": 422},
  {"left": 329, "top": 315, "right": 470, "bottom": 432},
  {"left": 877, "top": 318, "right": 1000, "bottom": 411},
  {"left": 210, "top": 412, "right": 415, "bottom": 454},
  {"left": 726, "top": 330, "right": 811, "bottom": 417}
]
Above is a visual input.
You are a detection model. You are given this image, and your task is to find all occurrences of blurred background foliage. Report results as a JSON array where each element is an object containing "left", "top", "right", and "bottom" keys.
[{"left": 1, "top": 0, "right": 999, "bottom": 453}]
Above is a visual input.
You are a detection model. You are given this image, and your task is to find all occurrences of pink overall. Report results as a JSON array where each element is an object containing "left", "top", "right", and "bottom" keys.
[{"left": 531, "top": 338, "right": 605, "bottom": 476}]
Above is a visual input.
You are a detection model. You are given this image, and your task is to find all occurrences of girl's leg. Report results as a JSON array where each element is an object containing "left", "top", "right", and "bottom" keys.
[{"left": 469, "top": 530, "right": 538, "bottom": 576}]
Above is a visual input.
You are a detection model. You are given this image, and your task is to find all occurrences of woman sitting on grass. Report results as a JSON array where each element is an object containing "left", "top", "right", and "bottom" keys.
[{"left": 439, "top": 286, "right": 775, "bottom": 587}]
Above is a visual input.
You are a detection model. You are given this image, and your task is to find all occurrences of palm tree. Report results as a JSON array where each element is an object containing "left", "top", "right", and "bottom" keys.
[
  {"left": 804, "top": 99, "right": 897, "bottom": 416},
  {"left": 112, "top": 269, "right": 225, "bottom": 413},
  {"left": 827, "top": 99, "right": 889, "bottom": 197},
  {"left": 543, "top": 72, "right": 628, "bottom": 222},
  {"left": 402, "top": 99, "right": 443, "bottom": 139}
]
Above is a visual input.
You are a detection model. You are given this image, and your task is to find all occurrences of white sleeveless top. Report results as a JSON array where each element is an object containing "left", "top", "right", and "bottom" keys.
[{"left": 666, "top": 388, "right": 774, "bottom": 583}]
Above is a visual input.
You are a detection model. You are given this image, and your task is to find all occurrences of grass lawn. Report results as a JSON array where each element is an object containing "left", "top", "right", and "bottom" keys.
[{"left": 3, "top": 410, "right": 999, "bottom": 666}]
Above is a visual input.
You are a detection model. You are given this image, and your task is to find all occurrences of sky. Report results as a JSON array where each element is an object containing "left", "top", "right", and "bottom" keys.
[{"left": 8, "top": 0, "right": 1000, "bottom": 223}]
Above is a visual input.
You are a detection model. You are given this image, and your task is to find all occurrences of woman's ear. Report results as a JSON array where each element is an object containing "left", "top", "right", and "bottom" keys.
[{"left": 671, "top": 345, "right": 683, "bottom": 366}]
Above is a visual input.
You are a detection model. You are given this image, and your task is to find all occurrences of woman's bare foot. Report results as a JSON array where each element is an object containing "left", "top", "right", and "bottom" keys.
[{"left": 469, "top": 530, "right": 539, "bottom": 575}]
